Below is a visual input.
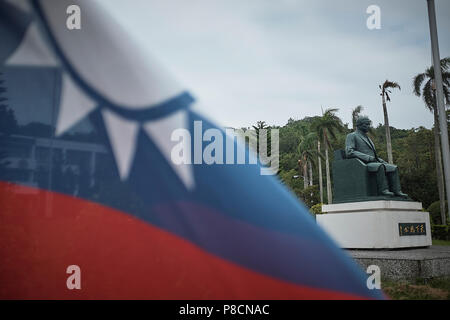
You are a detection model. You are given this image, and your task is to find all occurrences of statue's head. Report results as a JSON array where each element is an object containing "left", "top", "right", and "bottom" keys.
[{"left": 356, "top": 116, "right": 371, "bottom": 133}]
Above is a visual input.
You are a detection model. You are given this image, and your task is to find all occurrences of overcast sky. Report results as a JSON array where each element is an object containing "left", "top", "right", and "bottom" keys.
[{"left": 98, "top": 0, "right": 450, "bottom": 129}]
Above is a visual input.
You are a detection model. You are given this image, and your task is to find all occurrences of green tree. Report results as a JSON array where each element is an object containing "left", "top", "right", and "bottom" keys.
[
  {"left": 252, "top": 120, "right": 269, "bottom": 155},
  {"left": 297, "top": 185, "right": 320, "bottom": 208},
  {"left": 379, "top": 80, "right": 401, "bottom": 164},
  {"left": 413, "top": 57, "right": 450, "bottom": 224},
  {"left": 312, "top": 108, "right": 344, "bottom": 204}
]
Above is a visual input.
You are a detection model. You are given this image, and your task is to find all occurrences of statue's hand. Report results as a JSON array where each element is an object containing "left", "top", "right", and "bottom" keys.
[{"left": 368, "top": 156, "right": 377, "bottom": 163}]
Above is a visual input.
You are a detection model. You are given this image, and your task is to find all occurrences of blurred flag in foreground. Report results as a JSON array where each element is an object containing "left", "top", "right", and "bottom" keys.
[{"left": 0, "top": 0, "right": 383, "bottom": 299}]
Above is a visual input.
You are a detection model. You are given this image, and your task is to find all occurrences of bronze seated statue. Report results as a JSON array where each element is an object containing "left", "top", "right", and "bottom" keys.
[{"left": 332, "top": 116, "right": 409, "bottom": 203}]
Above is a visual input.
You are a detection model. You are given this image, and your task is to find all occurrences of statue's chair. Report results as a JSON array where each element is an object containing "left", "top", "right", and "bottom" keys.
[{"left": 332, "top": 150, "right": 379, "bottom": 203}]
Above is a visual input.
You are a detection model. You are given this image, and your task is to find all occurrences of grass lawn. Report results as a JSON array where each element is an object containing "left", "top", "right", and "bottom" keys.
[
  {"left": 381, "top": 241, "right": 450, "bottom": 299},
  {"left": 382, "top": 278, "right": 450, "bottom": 300},
  {"left": 432, "top": 239, "right": 450, "bottom": 246}
]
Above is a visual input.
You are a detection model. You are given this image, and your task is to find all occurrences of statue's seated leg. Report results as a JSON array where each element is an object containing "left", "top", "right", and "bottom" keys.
[
  {"left": 385, "top": 164, "right": 408, "bottom": 198},
  {"left": 375, "top": 165, "right": 393, "bottom": 196}
]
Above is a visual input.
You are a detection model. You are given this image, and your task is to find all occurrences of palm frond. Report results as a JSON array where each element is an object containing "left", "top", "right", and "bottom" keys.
[
  {"left": 413, "top": 58, "right": 450, "bottom": 112},
  {"left": 441, "top": 71, "right": 450, "bottom": 88},
  {"left": 440, "top": 56, "right": 450, "bottom": 71},
  {"left": 323, "top": 107, "right": 339, "bottom": 116},
  {"left": 413, "top": 73, "right": 426, "bottom": 96},
  {"left": 381, "top": 80, "right": 400, "bottom": 103},
  {"left": 327, "top": 128, "right": 338, "bottom": 141},
  {"left": 443, "top": 85, "right": 450, "bottom": 106},
  {"left": 312, "top": 107, "right": 344, "bottom": 151},
  {"left": 382, "top": 80, "right": 401, "bottom": 91},
  {"left": 352, "top": 105, "right": 363, "bottom": 115},
  {"left": 422, "top": 80, "right": 434, "bottom": 111},
  {"left": 252, "top": 121, "right": 268, "bottom": 131}
]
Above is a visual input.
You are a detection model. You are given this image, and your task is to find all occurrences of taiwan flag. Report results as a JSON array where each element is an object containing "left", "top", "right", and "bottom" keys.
[{"left": 0, "top": 0, "right": 383, "bottom": 299}]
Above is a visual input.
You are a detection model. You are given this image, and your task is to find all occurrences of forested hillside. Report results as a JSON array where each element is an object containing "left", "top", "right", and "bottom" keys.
[{"left": 274, "top": 116, "right": 448, "bottom": 210}]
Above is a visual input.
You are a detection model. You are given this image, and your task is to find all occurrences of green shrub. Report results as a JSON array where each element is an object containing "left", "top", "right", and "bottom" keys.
[
  {"left": 310, "top": 203, "right": 323, "bottom": 215},
  {"left": 297, "top": 185, "right": 320, "bottom": 208},
  {"left": 431, "top": 224, "right": 450, "bottom": 241},
  {"left": 427, "top": 201, "right": 448, "bottom": 225}
]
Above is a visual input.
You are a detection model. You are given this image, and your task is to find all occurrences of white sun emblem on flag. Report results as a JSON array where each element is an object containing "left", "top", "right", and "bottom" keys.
[{"left": 5, "top": 0, "right": 194, "bottom": 189}]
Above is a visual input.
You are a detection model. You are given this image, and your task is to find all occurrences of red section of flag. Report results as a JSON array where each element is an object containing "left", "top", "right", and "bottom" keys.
[{"left": 0, "top": 182, "right": 365, "bottom": 299}]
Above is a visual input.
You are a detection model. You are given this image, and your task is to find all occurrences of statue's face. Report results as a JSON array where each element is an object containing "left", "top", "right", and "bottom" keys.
[{"left": 358, "top": 120, "right": 371, "bottom": 133}]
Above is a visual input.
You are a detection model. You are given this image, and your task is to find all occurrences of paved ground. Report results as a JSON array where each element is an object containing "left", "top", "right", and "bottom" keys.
[
  {"left": 348, "top": 245, "right": 450, "bottom": 259},
  {"left": 346, "top": 246, "right": 450, "bottom": 280}
]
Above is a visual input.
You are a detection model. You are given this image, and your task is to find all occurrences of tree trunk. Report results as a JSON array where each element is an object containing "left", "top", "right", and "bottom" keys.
[
  {"left": 303, "top": 159, "right": 308, "bottom": 189},
  {"left": 309, "top": 160, "right": 313, "bottom": 186},
  {"left": 433, "top": 104, "right": 446, "bottom": 225},
  {"left": 324, "top": 138, "right": 332, "bottom": 204},
  {"left": 318, "top": 140, "right": 323, "bottom": 203},
  {"left": 382, "top": 93, "right": 394, "bottom": 164}
]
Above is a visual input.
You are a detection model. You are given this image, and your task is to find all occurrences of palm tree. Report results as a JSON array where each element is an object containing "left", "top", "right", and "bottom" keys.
[
  {"left": 300, "top": 128, "right": 324, "bottom": 202},
  {"left": 297, "top": 151, "right": 309, "bottom": 189},
  {"left": 379, "top": 80, "right": 401, "bottom": 164},
  {"left": 413, "top": 57, "right": 450, "bottom": 225},
  {"left": 351, "top": 105, "right": 364, "bottom": 130},
  {"left": 297, "top": 130, "right": 311, "bottom": 188},
  {"left": 299, "top": 149, "right": 320, "bottom": 192},
  {"left": 317, "top": 139, "right": 323, "bottom": 203},
  {"left": 252, "top": 121, "right": 268, "bottom": 131},
  {"left": 252, "top": 121, "right": 269, "bottom": 154},
  {"left": 312, "top": 108, "right": 344, "bottom": 204},
  {"left": 298, "top": 132, "right": 320, "bottom": 189}
]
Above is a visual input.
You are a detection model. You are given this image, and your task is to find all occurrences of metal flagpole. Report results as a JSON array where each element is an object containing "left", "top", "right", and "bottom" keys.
[{"left": 427, "top": 0, "right": 450, "bottom": 221}]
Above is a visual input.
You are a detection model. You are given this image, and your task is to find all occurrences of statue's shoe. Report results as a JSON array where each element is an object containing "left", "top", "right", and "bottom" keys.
[
  {"left": 394, "top": 191, "right": 408, "bottom": 198},
  {"left": 381, "top": 190, "right": 394, "bottom": 196}
]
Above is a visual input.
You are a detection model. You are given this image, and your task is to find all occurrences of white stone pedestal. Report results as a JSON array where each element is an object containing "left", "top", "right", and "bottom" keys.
[{"left": 316, "top": 201, "right": 432, "bottom": 249}]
